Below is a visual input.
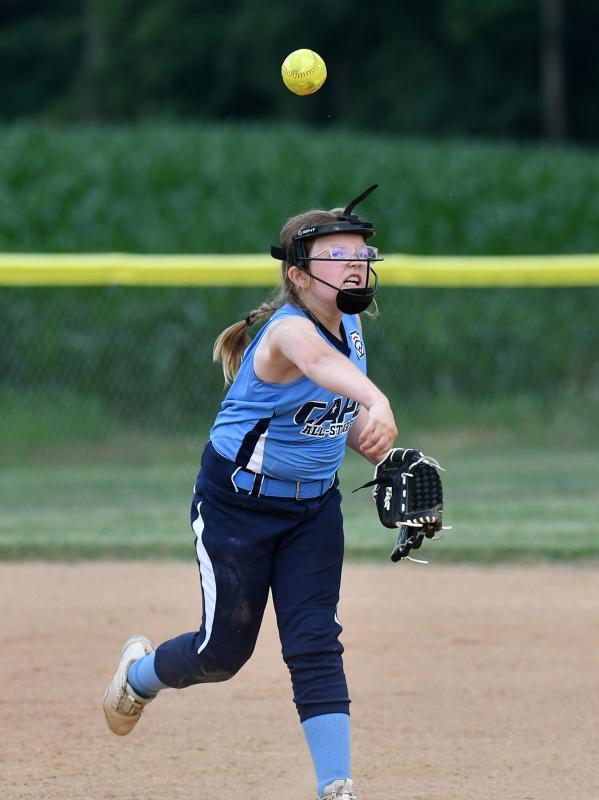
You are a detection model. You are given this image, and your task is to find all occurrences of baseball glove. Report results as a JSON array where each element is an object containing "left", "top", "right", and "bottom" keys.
[{"left": 353, "top": 448, "right": 447, "bottom": 562}]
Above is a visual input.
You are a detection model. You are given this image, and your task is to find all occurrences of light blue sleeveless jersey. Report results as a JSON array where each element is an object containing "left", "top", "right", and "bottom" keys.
[{"left": 210, "top": 303, "right": 367, "bottom": 481}]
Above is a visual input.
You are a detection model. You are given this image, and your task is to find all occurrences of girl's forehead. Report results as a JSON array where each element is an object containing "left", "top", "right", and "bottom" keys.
[{"left": 308, "top": 233, "right": 366, "bottom": 252}]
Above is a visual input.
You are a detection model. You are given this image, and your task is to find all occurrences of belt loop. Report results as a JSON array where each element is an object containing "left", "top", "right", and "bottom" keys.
[
  {"left": 295, "top": 480, "right": 301, "bottom": 500},
  {"left": 230, "top": 466, "right": 241, "bottom": 493}
]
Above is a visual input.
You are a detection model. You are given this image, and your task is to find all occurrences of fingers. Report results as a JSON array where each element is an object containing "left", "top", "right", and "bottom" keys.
[
  {"left": 358, "top": 400, "right": 398, "bottom": 461},
  {"left": 358, "top": 420, "right": 396, "bottom": 447},
  {"left": 359, "top": 432, "right": 395, "bottom": 461},
  {"left": 359, "top": 423, "right": 396, "bottom": 459},
  {"left": 358, "top": 419, "right": 375, "bottom": 444}
]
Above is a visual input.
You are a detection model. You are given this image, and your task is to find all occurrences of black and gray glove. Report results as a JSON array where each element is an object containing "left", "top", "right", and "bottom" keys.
[{"left": 354, "top": 448, "right": 446, "bottom": 562}]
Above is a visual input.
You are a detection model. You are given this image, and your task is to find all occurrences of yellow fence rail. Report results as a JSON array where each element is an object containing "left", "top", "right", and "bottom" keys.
[{"left": 1, "top": 253, "right": 599, "bottom": 287}]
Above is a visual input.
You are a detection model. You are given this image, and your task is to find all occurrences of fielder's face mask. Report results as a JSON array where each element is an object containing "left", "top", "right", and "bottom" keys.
[{"left": 270, "top": 183, "right": 382, "bottom": 314}]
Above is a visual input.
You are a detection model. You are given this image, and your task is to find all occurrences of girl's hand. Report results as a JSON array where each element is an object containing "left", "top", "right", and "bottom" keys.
[{"left": 358, "top": 397, "right": 398, "bottom": 462}]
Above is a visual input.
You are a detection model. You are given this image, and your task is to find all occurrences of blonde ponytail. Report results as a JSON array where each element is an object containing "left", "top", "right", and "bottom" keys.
[
  {"left": 213, "top": 301, "right": 279, "bottom": 385},
  {"left": 212, "top": 319, "right": 250, "bottom": 386}
]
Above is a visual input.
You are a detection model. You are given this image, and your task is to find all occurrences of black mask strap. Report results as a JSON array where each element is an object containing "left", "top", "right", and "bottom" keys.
[{"left": 307, "top": 268, "right": 379, "bottom": 314}]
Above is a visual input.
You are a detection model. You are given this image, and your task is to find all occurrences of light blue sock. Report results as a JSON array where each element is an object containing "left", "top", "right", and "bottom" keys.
[
  {"left": 302, "top": 713, "right": 351, "bottom": 797},
  {"left": 127, "top": 652, "right": 169, "bottom": 699}
]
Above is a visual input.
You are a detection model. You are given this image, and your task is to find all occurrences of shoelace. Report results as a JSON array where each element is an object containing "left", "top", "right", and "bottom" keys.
[
  {"left": 116, "top": 687, "right": 147, "bottom": 714},
  {"left": 320, "top": 788, "right": 357, "bottom": 800}
]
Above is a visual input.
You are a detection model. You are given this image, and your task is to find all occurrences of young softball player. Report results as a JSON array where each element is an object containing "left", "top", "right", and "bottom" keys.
[{"left": 103, "top": 185, "right": 398, "bottom": 800}]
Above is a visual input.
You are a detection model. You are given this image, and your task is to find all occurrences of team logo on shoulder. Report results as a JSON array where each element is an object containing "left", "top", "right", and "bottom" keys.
[
  {"left": 348, "top": 329, "right": 365, "bottom": 359},
  {"left": 294, "top": 397, "right": 361, "bottom": 438}
]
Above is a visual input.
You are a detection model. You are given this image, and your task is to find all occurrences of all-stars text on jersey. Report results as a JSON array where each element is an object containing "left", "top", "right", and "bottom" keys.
[{"left": 294, "top": 397, "right": 360, "bottom": 438}]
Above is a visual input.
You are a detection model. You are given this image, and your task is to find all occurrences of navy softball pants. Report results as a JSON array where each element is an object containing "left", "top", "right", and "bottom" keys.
[{"left": 153, "top": 442, "right": 350, "bottom": 722}]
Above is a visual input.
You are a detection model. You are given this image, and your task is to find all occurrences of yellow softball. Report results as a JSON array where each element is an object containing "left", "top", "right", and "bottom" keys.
[{"left": 281, "top": 49, "right": 327, "bottom": 96}]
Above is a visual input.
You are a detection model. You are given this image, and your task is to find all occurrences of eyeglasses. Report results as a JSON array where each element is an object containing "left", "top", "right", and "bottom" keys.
[{"left": 309, "top": 245, "right": 381, "bottom": 261}]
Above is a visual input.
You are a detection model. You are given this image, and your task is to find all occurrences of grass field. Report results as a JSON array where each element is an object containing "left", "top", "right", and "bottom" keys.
[{"left": 1, "top": 424, "right": 597, "bottom": 562}]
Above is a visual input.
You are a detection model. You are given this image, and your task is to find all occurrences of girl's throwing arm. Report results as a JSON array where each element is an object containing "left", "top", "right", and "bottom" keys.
[{"left": 270, "top": 317, "right": 398, "bottom": 460}]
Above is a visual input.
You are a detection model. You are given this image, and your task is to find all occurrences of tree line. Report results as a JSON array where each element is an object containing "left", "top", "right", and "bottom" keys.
[{"left": 0, "top": 0, "right": 596, "bottom": 143}]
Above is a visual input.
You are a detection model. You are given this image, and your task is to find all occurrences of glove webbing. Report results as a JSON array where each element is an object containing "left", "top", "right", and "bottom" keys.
[{"left": 407, "top": 464, "right": 443, "bottom": 513}]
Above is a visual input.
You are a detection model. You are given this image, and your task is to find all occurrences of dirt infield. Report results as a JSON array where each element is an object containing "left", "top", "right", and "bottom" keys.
[{"left": 1, "top": 562, "right": 598, "bottom": 800}]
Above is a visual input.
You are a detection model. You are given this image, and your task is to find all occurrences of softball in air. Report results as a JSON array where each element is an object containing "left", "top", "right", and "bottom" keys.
[{"left": 281, "top": 49, "right": 327, "bottom": 96}]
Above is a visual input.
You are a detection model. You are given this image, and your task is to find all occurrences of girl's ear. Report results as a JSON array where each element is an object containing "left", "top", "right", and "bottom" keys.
[{"left": 288, "top": 266, "right": 310, "bottom": 290}]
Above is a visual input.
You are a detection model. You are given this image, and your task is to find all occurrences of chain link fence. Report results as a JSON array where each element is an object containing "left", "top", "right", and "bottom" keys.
[{"left": 2, "top": 284, "right": 597, "bottom": 459}]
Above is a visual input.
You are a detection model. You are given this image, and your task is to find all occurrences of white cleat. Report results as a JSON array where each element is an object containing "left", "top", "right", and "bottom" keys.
[
  {"left": 103, "top": 635, "right": 154, "bottom": 736},
  {"left": 318, "top": 779, "right": 357, "bottom": 800}
]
